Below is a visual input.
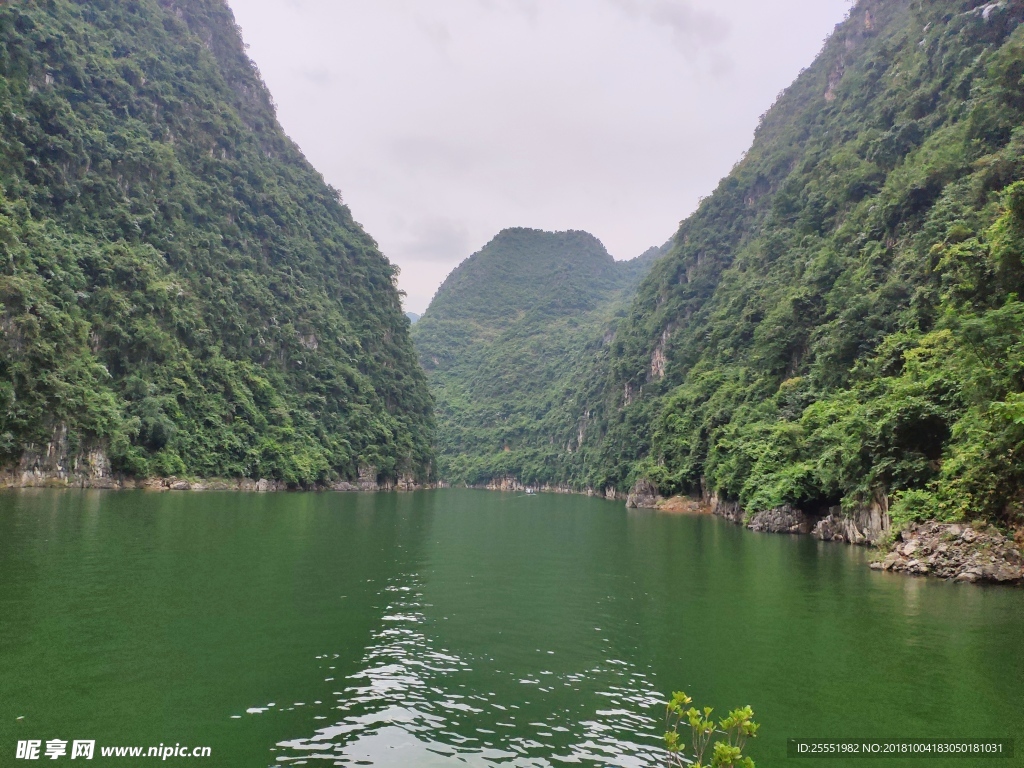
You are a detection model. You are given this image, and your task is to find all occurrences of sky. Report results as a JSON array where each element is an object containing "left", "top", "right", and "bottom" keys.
[{"left": 226, "top": 0, "right": 854, "bottom": 314}]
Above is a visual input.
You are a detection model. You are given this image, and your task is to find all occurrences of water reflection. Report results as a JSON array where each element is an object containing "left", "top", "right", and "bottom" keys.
[
  {"left": 4, "top": 490, "right": 1023, "bottom": 768},
  {"left": 272, "top": 576, "right": 664, "bottom": 767}
]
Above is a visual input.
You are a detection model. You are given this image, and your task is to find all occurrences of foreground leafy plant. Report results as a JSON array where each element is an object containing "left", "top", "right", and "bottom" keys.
[{"left": 663, "top": 692, "right": 759, "bottom": 768}]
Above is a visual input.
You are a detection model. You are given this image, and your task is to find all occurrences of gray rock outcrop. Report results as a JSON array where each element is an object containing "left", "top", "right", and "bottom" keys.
[
  {"left": 812, "top": 496, "right": 891, "bottom": 546},
  {"left": 872, "top": 522, "right": 1024, "bottom": 583},
  {"left": 626, "top": 478, "right": 660, "bottom": 509},
  {"left": 358, "top": 465, "right": 380, "bottom": 491},
  {"left": 0, "top": 425, "right": 126, "bottom": 489},
  {"left": 746, "top": 504, "right": 813, "bottom": 534}
]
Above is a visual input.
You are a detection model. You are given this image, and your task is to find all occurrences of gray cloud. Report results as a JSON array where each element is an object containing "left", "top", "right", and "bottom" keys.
[
  {"left": 298, "top": 67, "right": 333, "bottom": 87},
  {"left": 414, "top": 13, "right": 453, "bottom": 53},
  {"left": 389, "top": 136, "right": 480, "bottom": 177},
  {"left": 610, "top": 0, "right": 730, "bottom": 50},
  {"left": 228, "top": 0, "right": 853, "bottom": 312},
  {"left": 473, "top": 0, "right": 540, "bottom": 23},
  {"left": 400, "top": 217, "right": 474, "bottom": 263}
]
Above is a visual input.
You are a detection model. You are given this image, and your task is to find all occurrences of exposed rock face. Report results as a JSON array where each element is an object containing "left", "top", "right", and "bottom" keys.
[
  {"left": 814, "top": 513, "right": 867, "bottom": 544},
  {"left": 706, "top": 485, "right": 892, "bottom": 542},
  {"left": 747, "top": 504, "right": 813, "bottom": 534},
  {"left": 395, "top": 474, "right": 418, "bottom": 492},
  {"left": 812, "top": 496, "right": 891, "bottom": 546},
  {"left": 480, "top": 476, "right": 548, "bottom": 493},
  {"left": 626, "top": 478, "right": 660, "bottom": 509},
  {"left": 145, "top": 477, "right": 288, "bottom": 492},
  {"left": 649, "top": 328, "right": 670, "bottom": 381},
  {"left": 358, "top": 465, "right": 379, "bottom": 491},
  {"left": 654, "top": 495, "right": 706, "bottom": 513},
  {"left": 704, "top": 491, "right": 744, "bottom": 524},
  {"left": 197, "top": 480, "right": 239, "bottom": 491},
  {"left": 0, "top": 426, "right": 126, "bottom": 489},
  {"left": 872, "top": 522, "right": 1024, "bottom": 584},
  {"left": 473, "top": 476, "right": 624, "bottom": 499},
  {"left": 484, "top": 476, "right": 529, "bottom": 492},
  {"left": 0, "top": 430, "right": 420, "bottom": 493},
  {"left": 90, "top": 476, "right": 294, "bottom": 492}
]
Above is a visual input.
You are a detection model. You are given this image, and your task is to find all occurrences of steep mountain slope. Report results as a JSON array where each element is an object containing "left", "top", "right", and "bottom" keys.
[
  {"left": 412, "top": 229, "right": 662, "bottom": 486},
  {"left": 579, "top": 0, "right": 1024, "bottom": 527},
  {"left": 0, "top": 0, "right": 433, "bottom": 486}
]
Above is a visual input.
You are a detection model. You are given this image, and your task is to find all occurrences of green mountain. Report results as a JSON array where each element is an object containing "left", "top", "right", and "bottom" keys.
[
  {"left": 0, "top": 0, "right": 433, "bottom": 486},
  {"left": 574, "top": 0, "right": 1024, "bottom": 528},
  {"left": 411, "top": 228, "right": 663, "bottom": 486},
  {"left": 416, "top": 0, "right": 1024, "bottom": 531}
]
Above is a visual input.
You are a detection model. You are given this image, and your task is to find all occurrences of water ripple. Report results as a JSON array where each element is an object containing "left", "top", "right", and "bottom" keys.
[{"left": 269, "top": 576, "right": 665, "bottom": 767}]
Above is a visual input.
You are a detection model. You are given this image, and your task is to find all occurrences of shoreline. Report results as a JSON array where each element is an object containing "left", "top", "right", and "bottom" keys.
[
  {"left": 629, "top": 485, "right": 1024, "bottom": 586},
  {"left": 469, "top": 478, "right": 1024, "bottom": 586},
  {"left": 0, "top": 465, "right": 438, "bottom": 494},
  {"left": 0, "top": 436, "right": 436, "bottom": 494},
  {"left": 4, "top": 464, "right": 1021, "bottom": 586},
  {"left": 0, "top": 476, "right": 441, "bottom": 493}
]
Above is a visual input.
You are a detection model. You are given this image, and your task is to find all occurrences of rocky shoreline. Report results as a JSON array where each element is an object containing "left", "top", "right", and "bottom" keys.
[
  {"left": 466, "top": 478, "right": 1024, "bottom": 586},
  {"left": 0, "top": 440, "right": 431, "bottom": 493},
  {"left": 626, "top": 479, "right": 1023, "bottom": 586},
  {"left": 872, "top": 521, "right": 1024, "bottom": 583},
  {"left": 6, "top": 445, "right": 1022, "bottom": 586},
  {"left": 0, "top": 471, "right": 434, "bottom": 493},
  {"left": 478, "top": 475, "right": 627, "bottom": 501}
]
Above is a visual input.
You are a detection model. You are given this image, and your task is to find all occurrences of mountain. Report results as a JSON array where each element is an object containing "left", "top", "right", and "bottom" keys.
[
  {"left": 574, "top": 0, "right": 1024, "bottom": 527},
  {"left": 411, "top": 229, "right": 664, "bottom": 486},
  {"left": 406, "top": 312, "right": 421, "bottom": 324},
  {"left": 0, "top": 0, "right": 433, "bottom": 487}
]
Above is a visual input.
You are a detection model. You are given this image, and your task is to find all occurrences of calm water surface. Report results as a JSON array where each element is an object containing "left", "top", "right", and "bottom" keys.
[{"left": 1, "top": 489, "right": 1022, "bottom": 767}]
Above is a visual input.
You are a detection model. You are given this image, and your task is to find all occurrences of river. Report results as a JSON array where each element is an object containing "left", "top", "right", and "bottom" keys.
[{"left": 1, "top": 488, "right": 1021, "bottom": 767}]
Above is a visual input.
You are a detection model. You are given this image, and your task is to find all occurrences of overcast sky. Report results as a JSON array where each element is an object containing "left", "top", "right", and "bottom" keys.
[{"left": 226, "top": 0, "right": 853, "bottom": 313}]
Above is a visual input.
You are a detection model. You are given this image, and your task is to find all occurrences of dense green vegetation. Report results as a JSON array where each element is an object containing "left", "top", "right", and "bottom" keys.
[
  {"left": 411, "top": 229, "right": 661, "bottom": 486},
  {"left": 0, "top": 0, "right": 433, "bottom": 485},
  {"left": 418, "top": 0, "right": 1024, "bottom": 530},
  {"left": 582, "top": 0, "right": 1024, "bottom": 527}
]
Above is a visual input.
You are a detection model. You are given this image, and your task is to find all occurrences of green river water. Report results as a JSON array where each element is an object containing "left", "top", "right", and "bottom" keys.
[{"left": 1, "top": 488, "right": 1021, "bottom": 767}]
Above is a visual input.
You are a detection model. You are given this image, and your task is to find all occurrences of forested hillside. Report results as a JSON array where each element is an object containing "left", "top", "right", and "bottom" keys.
[
  {"left": 579, "top": 0, "right": 1024, "bottom": 527},
  {"left": 0, "top": 0, "right": 433, "bottom": 486},
  {"left": 412, "top": 229, "right": 661, "bottom": 486}
]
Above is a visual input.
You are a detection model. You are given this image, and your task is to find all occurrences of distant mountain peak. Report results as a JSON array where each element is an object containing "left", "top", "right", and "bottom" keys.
[{"left": 419, "top": 229, "right": 624, "bottom": 326}]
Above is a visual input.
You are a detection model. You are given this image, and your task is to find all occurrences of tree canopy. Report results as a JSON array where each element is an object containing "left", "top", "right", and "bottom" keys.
[{"left": 0, "top": 0, "right": 433, "bottom": 485}]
